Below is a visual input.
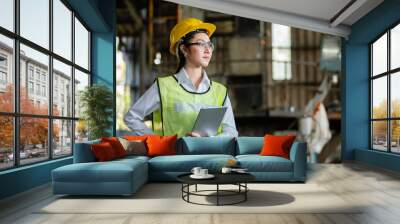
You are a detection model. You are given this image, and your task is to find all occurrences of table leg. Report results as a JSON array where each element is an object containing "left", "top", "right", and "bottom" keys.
[
  {"left": 245, "top": 183, "right": 247, "bottom": 201},
  {"left": 195, "top": 184, "right": 197, "bottom": 192},
  {"left": 217, "top": 184, "right": 219, "bottom": 206}
]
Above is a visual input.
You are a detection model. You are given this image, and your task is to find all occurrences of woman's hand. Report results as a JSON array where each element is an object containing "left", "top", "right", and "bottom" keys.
[{"left": 186, "top": 132, "right": 202, "bottom": 137}]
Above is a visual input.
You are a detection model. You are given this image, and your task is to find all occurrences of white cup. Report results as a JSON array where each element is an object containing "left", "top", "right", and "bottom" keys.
[
  {"left": 221, "top": 167, "right": 232, "bottom": 174},
  {"left": 191, "top": 167, "right": 202, "bottom": 176},
  {"left": 200, "top": 169, "right": 208, "bottom": 176}
]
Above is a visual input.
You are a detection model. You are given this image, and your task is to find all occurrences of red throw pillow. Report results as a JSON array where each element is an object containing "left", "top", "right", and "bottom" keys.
[
  {"left": 101, "top": 137, "right": 127, "bottom": 158},
  {"left": 146, "top": 135, "right": 177, "bottom": 157},
  {"left": 259, "top": 135, "right": 296, "bottom": 159},
  {"left": 91, "top": 142, "right": 118, "bottom": 161}
]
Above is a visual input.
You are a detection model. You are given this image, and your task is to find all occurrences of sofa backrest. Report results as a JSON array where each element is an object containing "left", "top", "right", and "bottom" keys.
[
  {"left": 236, "top": 137, "right": 263, "bottom": 155},
  {"left": 177, "top": 137, "right": 236, "bottom": 155},
  {"left": 73, "top": 139, "right": 100, "bottom": 163}
]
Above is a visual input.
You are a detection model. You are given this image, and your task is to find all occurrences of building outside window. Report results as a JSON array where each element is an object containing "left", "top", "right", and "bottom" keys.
[{"left": 370, "top": 23, "right": 400, "bottom": 154}]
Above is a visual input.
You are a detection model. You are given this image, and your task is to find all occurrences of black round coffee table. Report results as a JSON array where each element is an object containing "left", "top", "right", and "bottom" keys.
[{"left": 177, "top": 172, "right": 255, "bottom": 206}]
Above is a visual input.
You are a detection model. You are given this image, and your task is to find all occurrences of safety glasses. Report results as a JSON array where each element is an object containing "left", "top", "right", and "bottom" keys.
[{"left": 186, "top": 41, "right": 214, "bottom": 51}]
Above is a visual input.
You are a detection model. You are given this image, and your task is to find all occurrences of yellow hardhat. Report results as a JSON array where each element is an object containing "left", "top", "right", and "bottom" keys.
[{"left": 169, "top": 18, "right": 216, "bottom": 55}]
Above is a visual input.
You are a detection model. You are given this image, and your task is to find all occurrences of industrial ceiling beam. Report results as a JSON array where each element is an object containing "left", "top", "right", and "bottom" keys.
[{"left": 163, "top": 0, "right": 351, "bottom": 37}]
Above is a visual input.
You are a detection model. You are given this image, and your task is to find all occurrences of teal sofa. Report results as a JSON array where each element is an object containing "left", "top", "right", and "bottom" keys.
[{"left": 52, "top": 137, "right": 307, "bottom": 196}]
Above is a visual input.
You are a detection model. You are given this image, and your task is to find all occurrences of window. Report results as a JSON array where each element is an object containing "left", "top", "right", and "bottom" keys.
[
  {"left": 28, "top": 81, "right": 34, "bottom": 94},
  {"left": 0, "top": 0, "right": 14, "bottom": 32},
  {"left": 28, "top": 67, "right": 34, "bottom": 80},
  {"left": 0, "top": 1, "right": 91, "bottom": 170},
  {"left": 0, "top": 54, "right": 7, "bottom": 88},
  {"left": 0, "top": 71, "right": 6, "bottom": 85},
  {"left": 20, "top": 0, "right": 49, "bottom": 49},
  {"left": 75, "top": 17, "right": 89, "bottom": 70},
  {"left": 36, "top": 83, "right": 40, "bottom": 95},
  {"left": 0, "top": 34, "right": 13, "bottom": 113},
  {"left": 53, "top": 59, "right": 72, "bottom": 117},
  {"left": 0, "top": 55, "right": 7, "bottom": 67},
  {"left": 272, "top": 24, "right": 292, "bottom": 80},
  {"left": 42, "top": 85, "right": 46, "bottom": 97},
  {"left": 35, "top": 70, "right": 41, "bottom": 81},
  {"left": 370, "top": 23, "right": 400, "bottom": 154}
]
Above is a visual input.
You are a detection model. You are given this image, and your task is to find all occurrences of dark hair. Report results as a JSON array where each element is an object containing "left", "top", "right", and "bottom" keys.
[{"left": 175, "top": 29, "right": 208, "bottom": 73}]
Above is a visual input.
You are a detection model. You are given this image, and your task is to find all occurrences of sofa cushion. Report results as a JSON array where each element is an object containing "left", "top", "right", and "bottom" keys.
[
  {"left": 52, "top": 158, "right": 147, "bottom": 183},
  {"left": 148, "top": 154, "right": 235, "bottom": 172},
  {"left": 236, "top": 137, "right": 263, "bottom": 155},
  {"left": 178, "top": 137, "right": 236, "bottom": 155},
  {"left": 236, "top": 155, "right": 293, "bottom": 172}
]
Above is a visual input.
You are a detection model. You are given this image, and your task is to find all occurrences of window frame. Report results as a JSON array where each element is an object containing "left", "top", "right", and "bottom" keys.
[
  {"left": 369, "top": 20, "right": 400, "bottom": 154},
  {"left": 0, "top": 0, "right": 92, "bottom": 171}
]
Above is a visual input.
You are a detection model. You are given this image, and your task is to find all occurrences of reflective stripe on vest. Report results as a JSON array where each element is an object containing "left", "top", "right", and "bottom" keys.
[{"left": 152, "top": 75, "right": 227, "bottom": 137}]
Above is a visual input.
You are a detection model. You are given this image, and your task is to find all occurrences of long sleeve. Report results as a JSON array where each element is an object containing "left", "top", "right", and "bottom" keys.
[
  {"left": 123, "top": 82, "right": 160, "bottom": 135},
  {"left": 219, "top": 95, "right": 239, "bottom": 137}
]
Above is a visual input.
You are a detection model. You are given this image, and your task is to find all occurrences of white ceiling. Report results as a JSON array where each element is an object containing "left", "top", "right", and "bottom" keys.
[{"left": 164, "top": 0, "right": 384, "bottom": 38}]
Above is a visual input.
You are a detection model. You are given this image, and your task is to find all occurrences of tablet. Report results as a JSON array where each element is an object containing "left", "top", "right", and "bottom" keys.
[{"left": 192, "top": 107, "right": 227, "bottom": 137}]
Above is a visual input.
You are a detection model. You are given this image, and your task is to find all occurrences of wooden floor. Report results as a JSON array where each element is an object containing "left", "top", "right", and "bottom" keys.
[{"left": 1, "top": 162, "right": 400, "bottom": 224}]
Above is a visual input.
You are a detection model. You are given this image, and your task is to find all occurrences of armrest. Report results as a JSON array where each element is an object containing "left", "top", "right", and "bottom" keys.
[
  {"left": 73, "top": 140, "right": 100, "bottom": 163},
  {"left": 289, "top": 141, "right": 307, "bottom": 182}
]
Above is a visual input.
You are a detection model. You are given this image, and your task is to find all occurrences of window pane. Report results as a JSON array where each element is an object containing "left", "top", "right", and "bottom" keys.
[
  {"left": 272, "top": 24, "right": 291, "bottom": 80},
  {"left": 0, "top": 34, "right": 14, "bottom": 112},
  {"left": 372, "top": 77, "right": 387, "bottom": 119},
  {"left": 75, "top": 120, "right": 88, "bottom": 143},
  {"left": 20, "top": 0, "right": 49, "bottom": 49},
  {"left": 391, "top": 120, "right": 400, "bottom": 153},
  {"left": 53, "top": 0, "right": 72, "bottom": 60},
  {"left": 53, "top": 59, "right": 72, "bottom": 117},
  {"left": 74, "top": 69, "right": 89, "bottom": 118},
  {"left": 372, "top": 33, "right": 387, "bottom": 76},
  {"left": 0, "top": 0, "right": 14, "bottom": 31},
  {"left": 75, "top": 18, "right": 89, "bottom": 70},
  {"left": 391, "top": 24, "right": 400, "bottom": 70},
  {"left": 391, "top": 72, "right": 400, "bottom": 118},
  {"left": 20, "top": 44, "right": 49, "bottom": 115},
  {"left": 20, "top": 117, "right": 49, "bottom": 165},
  {"left": 372, "top": 121, "right": 388, "bottom": 151},
  {"left": 53, "top": 119, "right": 72, "bottom": 158},
  {"left": 0, "top": 116, "right": 13, "bottom": 170}
]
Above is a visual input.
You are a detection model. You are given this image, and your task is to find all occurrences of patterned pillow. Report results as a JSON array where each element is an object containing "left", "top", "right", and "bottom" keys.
[{"left": 118, "top": 138, "right": 147, "bottom": 156}]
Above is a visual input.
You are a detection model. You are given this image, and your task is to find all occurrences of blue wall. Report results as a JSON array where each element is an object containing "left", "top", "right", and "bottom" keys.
[
  {"left": 0, "top": 0, "right": 116, "bottom": 200},
  {"left": 343, "top": 0, "right": 400, "bottom": 171}
]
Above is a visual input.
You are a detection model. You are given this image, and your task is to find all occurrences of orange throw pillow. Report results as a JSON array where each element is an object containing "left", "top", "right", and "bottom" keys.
[
  {"left": 260, "top": 135, "right": 296, "bottom": 159},
  {"left": 91, "top": 142, "right": 117, "bottom": 161},
  {"left": 124, "top": 135, "right": 149, "bottom": 141},
  {"left": 146, "top": 135, "right": 177, "bottom": 157},
  {"left": 101, "top": 137, "right": 127, "bottom": 158}
]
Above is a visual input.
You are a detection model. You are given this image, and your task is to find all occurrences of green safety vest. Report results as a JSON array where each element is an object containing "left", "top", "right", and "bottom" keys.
[{"left": 152, "top": 75, "right": 227, "bottom": 137}]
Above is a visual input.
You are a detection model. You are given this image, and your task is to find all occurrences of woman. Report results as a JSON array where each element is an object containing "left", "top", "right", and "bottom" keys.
[{"left": 124, "top": 18, "right": 238, "bottom": 137}]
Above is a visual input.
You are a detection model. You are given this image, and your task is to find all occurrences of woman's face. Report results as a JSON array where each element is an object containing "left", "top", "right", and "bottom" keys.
[{"left": 182, "top": 32, "right": 213, "bottom": 68}]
